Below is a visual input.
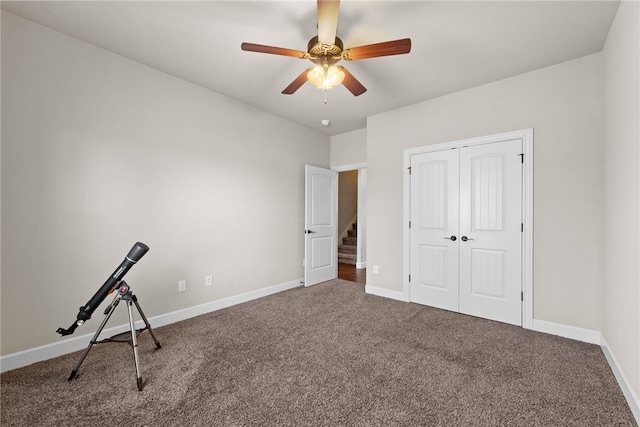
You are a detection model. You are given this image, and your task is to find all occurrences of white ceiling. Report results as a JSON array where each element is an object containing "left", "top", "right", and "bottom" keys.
[{"left": 1, "top": 1, "right": 619, "bottom": 136}]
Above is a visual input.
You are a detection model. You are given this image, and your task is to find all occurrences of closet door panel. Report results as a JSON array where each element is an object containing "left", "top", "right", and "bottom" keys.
[
  {"left": 459, "top": 140, "right": 523, "bottom": 326},
  {"left": 409, "top": 149, "right": 459, "bottom": 311}
]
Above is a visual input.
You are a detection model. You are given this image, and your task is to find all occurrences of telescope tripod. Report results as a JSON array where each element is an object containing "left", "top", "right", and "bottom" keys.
[{"left": 67, "top": 281, "right": 161, "bottom": 391}]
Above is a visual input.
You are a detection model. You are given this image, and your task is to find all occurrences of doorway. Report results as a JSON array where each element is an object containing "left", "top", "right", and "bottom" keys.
[{"left": 336, "top": 167, "right": 367, "bottom": 283}]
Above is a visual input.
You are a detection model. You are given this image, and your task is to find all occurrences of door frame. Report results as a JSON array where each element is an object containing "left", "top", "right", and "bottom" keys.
[
  {"left": 402, "top": 129, "right": 533, "bottom": 329},
  {"left": 333, "top": 162, "right": 367, "bottom": 269}
]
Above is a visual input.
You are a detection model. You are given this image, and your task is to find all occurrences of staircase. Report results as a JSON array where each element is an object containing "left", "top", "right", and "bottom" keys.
[{"left": 338, "top": 223, "right": 357, "bottom": 265}]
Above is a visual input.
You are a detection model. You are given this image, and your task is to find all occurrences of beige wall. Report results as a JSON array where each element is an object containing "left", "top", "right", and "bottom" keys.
[
  {"left": 330, "top": 128, "right": 366, "bottom": 168},
  {"left": 367, "top": 53, "right": 604, "bottom": 331},
  {"left": 602, "top": 0, "right": 640, "bottom": 404},
  {"left": 1, "top": 13, "right": 329, "bottom": 355}
]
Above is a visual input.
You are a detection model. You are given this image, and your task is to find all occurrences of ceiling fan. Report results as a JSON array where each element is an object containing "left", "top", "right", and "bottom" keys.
[{"left": 241, "top": 0, "right": 411, "bottom": 98}]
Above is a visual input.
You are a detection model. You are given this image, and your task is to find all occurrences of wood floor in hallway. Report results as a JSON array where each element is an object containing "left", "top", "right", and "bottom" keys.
[{"left": 338, "top": 263, "right": 366, "bottom": 284}]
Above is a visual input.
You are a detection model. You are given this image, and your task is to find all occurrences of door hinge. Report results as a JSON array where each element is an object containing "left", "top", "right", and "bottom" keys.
[
  {"left": 519, "top": 153, "right": 524, "bottom": 163},
  {"left": 409, "top": 274, "right": 411, "bottom": 282},
  {"left": 521, "top": 291, "right": 524, "bottom": 302},
  {"left": 409, "top": 220, "right": 411, "bottom": 229},
  {"left": 521, "top": 223, "right": 524, "bottom": 232},
  {"left": 408, "top": 166, "right": 412, "bottom": 174}
]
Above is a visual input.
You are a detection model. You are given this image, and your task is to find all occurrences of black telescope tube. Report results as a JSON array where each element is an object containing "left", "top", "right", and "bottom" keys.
[{"left": 56, "top": 242, "right": 149, "bottom": 336}]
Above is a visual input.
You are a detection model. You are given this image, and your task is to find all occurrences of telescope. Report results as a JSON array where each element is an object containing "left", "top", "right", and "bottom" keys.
[
  {"left": 57, "top": 242, "right": 149, "bottom": 336},
  {"left": 57, "top": 241, "right": 160, "bottom": 391}
]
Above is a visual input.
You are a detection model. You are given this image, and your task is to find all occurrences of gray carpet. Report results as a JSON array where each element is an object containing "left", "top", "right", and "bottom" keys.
[{"left": 1, "top": 279, "right": 636, "bottom": 426}]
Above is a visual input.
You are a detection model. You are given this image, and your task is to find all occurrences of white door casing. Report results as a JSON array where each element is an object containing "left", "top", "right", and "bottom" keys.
[
  {"left": 408, "top": 135, "right": 527, "bottom": 326},
  {"left": 304, "top": 165, "right": 338, "bottom": 286}
]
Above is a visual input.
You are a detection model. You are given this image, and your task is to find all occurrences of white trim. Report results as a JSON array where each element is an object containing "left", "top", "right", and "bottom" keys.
[
  {"left": 147, "top": 278, "right": 302, "bottom": 327},
  {"left": 531, "top": 319, "right": 601, "bottom": 344},
  {"left": 333, "top": 163, "right": 368, "bottom": 271},
  {"left": 601, "top": 336, "right": 640, "bottom": 424},
  {"left": 0, "top": 278, "right": 302, "bottom": 373},
  {"left": 402, "top": 128, "right": 534, "bottom": 328},
  {"left": 332, "top": 162, "right": 367, "bottom": 172},
  {"left": 402, "top": 146, "right": 412, "bottom": 302},
  {"left": 521, "top": 130, "right": 534, "bottom": 329},
  {"left": 356, "top": 168, "right": 367, "bottom": 268},
  {"left": 365, "top": 285, "right": 409, "bottom": 302}
]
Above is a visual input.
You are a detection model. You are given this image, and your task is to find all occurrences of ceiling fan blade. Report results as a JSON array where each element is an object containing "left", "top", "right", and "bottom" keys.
[
  {"left": 317, "top": 0, "right": 340, "bottom": 45},
  {"left": 282, "top": 69, "right": 311, "bottom": 95},
  {"left": 241, "top": 42, "right": 309, "bottom": 59},
  {"left": 339, "top": 67, "right": 366, "bottom": 96},
  {"left": 342, "top": 38, "right": 412, "bottom": 61}
]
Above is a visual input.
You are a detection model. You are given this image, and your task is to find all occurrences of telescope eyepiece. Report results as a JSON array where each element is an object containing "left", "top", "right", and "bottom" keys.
[{"left": 77, "top": 307, "right": 91, "bottom": 322}]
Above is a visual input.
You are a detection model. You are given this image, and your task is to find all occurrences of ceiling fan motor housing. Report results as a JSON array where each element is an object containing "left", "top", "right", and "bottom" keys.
[{"left": 308, "top": 36, "right": 344, "bottom": 65}]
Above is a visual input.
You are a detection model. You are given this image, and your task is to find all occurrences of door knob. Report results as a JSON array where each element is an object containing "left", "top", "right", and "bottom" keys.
[
  {"left": 305, "top": 230, "right": 316, "bottom": 234},
  {"left": 461, "top": 236, "right": 474, "bottom": 241},
  {"left": 443, "top": 235, "right": 457, "bottom": 241}
]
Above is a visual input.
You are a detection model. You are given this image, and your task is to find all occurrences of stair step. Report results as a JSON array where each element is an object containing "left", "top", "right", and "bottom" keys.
[
  {"left": 348, "top": 229, "right": 357, "bottom": 238},
  {"left": 338, "top": 252, "right": 356, "bottom": 259},
  {"left": 338, "top": 244, "right": 357, "bottom": 254},
  {"left": 338, "top": 252, "right": 357, "bottom": 265},
  {"left": 342, "top": 236, "right": 356, "bottom": 245}
]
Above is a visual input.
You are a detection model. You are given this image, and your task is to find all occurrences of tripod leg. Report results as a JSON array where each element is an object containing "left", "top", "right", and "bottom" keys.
[
  {"left": 127, "top": 300, "right": 143, "bottom": 391},
  {"left": 68, "top": 294, "right": 120, "bottom": 381},
  {"left": 132, "top": 295, "right": 161, "bottom": 349}
]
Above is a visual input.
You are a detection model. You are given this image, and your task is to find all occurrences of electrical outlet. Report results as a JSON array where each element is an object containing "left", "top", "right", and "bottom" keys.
[
  {"left": 205, "top": 275, "right": 212, "bottom": 287},
  {"left": 178, "top": 280, "right": 186, "bottom": 292},
  {"left": 373, "top": 265, "right": 379, "bottom": 274}
]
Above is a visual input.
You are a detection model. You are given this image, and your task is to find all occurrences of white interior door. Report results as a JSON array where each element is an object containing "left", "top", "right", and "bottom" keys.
[
  {"left": 459, "top": 140, "right": 523, "bottom": 325},
  {"left": 409, "top": 139, "right": 523, "bottom": 326},
  {"left": 410, "top": 149, "right": 460, "bottom": 311},
  {"left": 304, "top": 165, "right": 338, "bottom": 286}
]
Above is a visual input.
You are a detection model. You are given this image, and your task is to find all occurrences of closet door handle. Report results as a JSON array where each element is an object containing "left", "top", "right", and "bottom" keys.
[
  {"left": 461, "top": 236, "right": 474, "bottom": 242},
  {"left": 443, "top": 235, "right": 457, "bottom": 241}
]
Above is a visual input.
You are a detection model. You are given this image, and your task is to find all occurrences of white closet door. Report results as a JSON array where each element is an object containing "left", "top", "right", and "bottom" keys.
[
  {"left": 458, "top": 140, "right": 523, "bottom": 325},
  {"left": 409, "top": 139, "right": 523, "bottom": 326},
  {"left": 409, "top": 149, "right": 460, "bottom": 312}
]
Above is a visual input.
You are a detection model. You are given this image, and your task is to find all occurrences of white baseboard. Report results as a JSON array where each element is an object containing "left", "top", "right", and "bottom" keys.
[
  {"left": 531, "top": 319, "right": 602, "bottom": 344},
  {"left": 601, "top": 336, "right": 640, "bottom": 425},
  {"left": 531, "top": 319, "right": 639, "bottom": 425},
  {"left": 365, "top": 285, "right": 408, "bottom": 302},
  {"left": 0, "top": 278, "right": 303, "bottom": 373}
]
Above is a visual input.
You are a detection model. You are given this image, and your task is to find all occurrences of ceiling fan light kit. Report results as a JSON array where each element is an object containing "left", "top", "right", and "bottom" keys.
[
  {"left": 241, "top": 0, "right": 411, "bottom": 102},
  {"left": 307, "top": 65, "right": 345, "bottom": 90}
]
